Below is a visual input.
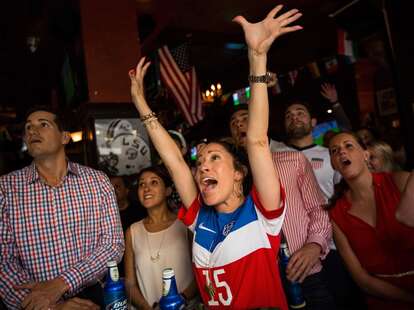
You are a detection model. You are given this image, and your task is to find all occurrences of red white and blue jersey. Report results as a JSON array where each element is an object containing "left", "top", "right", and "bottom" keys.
[{"left": 178, "top": 187, "right": 288, "bottom": 309}]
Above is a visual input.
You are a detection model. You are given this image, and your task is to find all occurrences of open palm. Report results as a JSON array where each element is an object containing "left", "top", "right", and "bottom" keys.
[
  {"left": 129, "top": 57, "right": 151, "bottom": 101},
  {"left": 233, "top": 5, "right": 303, "bottom": 56}
]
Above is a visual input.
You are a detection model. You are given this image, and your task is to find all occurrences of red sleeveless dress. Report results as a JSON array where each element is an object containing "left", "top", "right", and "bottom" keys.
[{"left": 330, "top": 173, "right": 414, "bottom": 309}]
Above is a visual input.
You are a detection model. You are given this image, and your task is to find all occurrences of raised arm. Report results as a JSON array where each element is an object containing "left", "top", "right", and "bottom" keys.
[
  {"left": 320, "top": 83, "right": 352, "bottom": 130},
  {"left": 395, "top": 170, "right": 414, "bottom": 226},
  {"left": 129, "top": 59, "right": 197, "bottom": 207},
  {"left": 233, "top": 5, "right": 302, "bottom": 211}
]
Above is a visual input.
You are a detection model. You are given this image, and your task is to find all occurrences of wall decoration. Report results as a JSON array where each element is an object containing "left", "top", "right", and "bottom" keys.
[
  {"left": 376, "top": 88, "right": 398, "bottom": 116},
  {"left": 94, "top": 118, "right": 151, "bottom": 175}
]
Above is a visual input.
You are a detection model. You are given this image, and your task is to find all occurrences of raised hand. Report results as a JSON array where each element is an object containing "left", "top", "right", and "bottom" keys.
[
  {"left": 320, "top": 83, "right": 338, "bottom": 103},
  {"left": 129, "top": 57, "right": 151, "bottom": 102},
  {"left": 233, "top": 4, "right": 303, "bottom": 57}
]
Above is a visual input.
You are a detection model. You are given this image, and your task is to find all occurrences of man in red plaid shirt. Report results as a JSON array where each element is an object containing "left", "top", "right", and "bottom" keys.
[{"left": 0, "top": 107, "right": 124, "bottom": 309}]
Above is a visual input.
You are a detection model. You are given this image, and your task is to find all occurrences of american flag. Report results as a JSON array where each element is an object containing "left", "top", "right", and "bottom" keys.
[
  {"left": 310, "top": 158, "right": 323, "bottom": 170},
  {"left": 158, "top": 42, "right": 204, "bottom": 126}
]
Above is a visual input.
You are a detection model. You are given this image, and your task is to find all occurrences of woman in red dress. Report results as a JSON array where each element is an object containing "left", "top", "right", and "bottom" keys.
[{"left": 328, "top": 132, "right": 414, "bottom": 309}]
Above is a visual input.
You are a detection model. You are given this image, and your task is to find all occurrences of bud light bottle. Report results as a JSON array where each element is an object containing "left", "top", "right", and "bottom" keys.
[
  {"left": 103, "top": 260, "right": 128, "bottom": 310},
  {"left": 279, "top": 242, "right": 306, "bottom": 309},
  {"left": 159, "top": 268, "right": 185, "bottom": 310}
]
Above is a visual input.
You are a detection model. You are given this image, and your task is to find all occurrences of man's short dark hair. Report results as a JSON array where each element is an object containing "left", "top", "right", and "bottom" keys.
[
  {"left": 24, "top": 106, "right": 67, "bottom": 132},
  {"left": 228, "top": 103, "right": 249, "bottom": 121},
  {"left": 284, "top": 98, "right": 314, "bottom": 118}
]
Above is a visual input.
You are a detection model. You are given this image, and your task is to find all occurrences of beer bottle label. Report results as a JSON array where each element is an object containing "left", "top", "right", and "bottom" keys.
[
  {"left": 110, "top": 267, "right": 119, "bottom": 282},
  {"left": 105, "top": 299, "right": 128, "bottom": 310},
  {"left": 162, "top": 278, "right": 171, "bottom": 296}
]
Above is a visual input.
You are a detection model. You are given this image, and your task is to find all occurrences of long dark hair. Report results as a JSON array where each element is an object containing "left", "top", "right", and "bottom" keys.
[
  {"left": 325, "top": 131, "right": 367, "bottom": 210},
  {"left": 137, "top": 165, "right": 173, "bottom": 188}
]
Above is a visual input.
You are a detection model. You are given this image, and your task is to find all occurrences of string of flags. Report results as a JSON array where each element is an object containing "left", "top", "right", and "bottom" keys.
[{"left": 263, "top": 28, "right": 357, "bottom": 96}]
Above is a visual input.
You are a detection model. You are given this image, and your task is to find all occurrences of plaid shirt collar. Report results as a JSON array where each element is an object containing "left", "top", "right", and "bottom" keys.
[{"left": 26, "top": 160, "right": 80, "bottom": 184}]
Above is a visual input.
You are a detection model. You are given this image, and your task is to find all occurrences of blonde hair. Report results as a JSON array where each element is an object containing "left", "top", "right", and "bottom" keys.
[{"left": 368, "top": 141, "right": 398, "bottom": 172}]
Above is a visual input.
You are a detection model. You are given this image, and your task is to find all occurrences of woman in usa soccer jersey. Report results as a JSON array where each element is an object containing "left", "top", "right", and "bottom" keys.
[{"left": 128, "top": 5, "right": 302, "bottom": 308}]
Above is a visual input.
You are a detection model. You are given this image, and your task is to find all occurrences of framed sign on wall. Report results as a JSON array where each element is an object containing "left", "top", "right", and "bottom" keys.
[
  {"left": 94, "top": 117, "right": 151, "bottom": 175},
  {"left": 376, "top": 88, "right": 397, "bottom": 116}
]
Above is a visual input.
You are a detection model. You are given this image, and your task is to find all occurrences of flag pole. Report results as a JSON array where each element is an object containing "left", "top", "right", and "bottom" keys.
[{"left": 328, "top": 0, "right": 361, "bottom": 18}]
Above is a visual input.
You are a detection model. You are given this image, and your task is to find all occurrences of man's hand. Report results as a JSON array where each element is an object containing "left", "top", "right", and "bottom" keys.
[
  {"left": 320, "top": 83, "right": 338, "bottom": 104},
  {"left": 54, "top": 298, "right": 99, "bottom": 310},
  {"left": 286, "top": 243, "right": 321, "bottom": 283},
  {"left": 18, "top": 277, "right": 68, "bottom": 310}
]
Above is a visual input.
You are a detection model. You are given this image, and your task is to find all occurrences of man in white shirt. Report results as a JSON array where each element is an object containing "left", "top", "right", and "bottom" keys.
[{"left": 270, "top": 100, "right": 341, "bottom": 200}]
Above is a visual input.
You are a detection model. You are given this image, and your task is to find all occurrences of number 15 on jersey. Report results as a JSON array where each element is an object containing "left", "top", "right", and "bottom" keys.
[{"left": 202, "top": 269, "right": 233, "bottom": 306}]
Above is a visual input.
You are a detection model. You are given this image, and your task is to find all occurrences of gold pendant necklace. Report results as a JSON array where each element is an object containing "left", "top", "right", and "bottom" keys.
[
  {"left": 150, "top": 252, "right": 160, "bottom": 262},
  {"left": 145, "top": 222, "right": 168, "bottom": 263}
]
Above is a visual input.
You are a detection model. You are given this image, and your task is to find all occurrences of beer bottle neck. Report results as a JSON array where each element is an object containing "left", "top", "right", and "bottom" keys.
[{"left": 163, "top": 276, "right": 179, "bottom": 296}]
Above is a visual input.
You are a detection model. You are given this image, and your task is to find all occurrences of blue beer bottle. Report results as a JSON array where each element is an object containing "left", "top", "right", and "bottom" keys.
[
  {"left": 103, "top": 260, "right": 128, "bottom": 310},
  {"left": 159, "top": 268, "right": 185, "bottom": 310},
  {"left": 279, "top": 242, "right": 307, "bottom": 309}
]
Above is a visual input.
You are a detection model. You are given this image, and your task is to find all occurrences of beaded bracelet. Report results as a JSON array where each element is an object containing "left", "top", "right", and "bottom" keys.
[
  {"left": 142, "top": 116, "right": 158, "bottom": 127},
  {"left": 140, "top": 111, "right": 157, "bottom": 122}
]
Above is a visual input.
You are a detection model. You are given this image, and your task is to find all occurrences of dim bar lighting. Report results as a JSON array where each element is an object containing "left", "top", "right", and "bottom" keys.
[
  {"left": 70, "top": 131, "right": 83, "bottom": 142},
  {"left": 203, "top": 83, "right": 223, "bottom": 102}
]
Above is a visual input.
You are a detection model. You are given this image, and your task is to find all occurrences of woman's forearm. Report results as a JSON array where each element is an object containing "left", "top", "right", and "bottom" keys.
[
  {"left": 131, "top": 94, "right": 184, "bottom": 167},
  {"left": 358, "top": 274, "right": 414, "bottom": 304},
  {"left": 247, "top": 53, "right": 268, "bottom": 142}
]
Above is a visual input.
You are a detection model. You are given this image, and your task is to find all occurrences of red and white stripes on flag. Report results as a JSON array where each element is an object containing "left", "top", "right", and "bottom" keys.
[
  {"left": 158, "top": 45, "right": 204, "bottom": 126},
  {"left": 337, "top": 29, "right": 356, "bottom": 63}
]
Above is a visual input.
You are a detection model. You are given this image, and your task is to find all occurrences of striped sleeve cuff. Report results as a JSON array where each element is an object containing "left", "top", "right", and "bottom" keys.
[
  {"left": 178, "top": 196, "right": 201, "bottom": 227},
  {"left": 3, "top": 288, "right": 29, "bottom": 310},
  {"left": 306, "top": 235, "right": 329, "bottom": 259},
  {"left": 251, "top": 184, "right": 286, "bottom": 219}
]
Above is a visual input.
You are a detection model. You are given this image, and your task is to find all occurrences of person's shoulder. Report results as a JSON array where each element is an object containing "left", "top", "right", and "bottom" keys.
[
  {"left": 269, "top": 139, "right": 291, "bottom": 152},
  {"left": 129, "top": 219, "right": 145, "bottom": 233},
  {"left": 302, "top": 145, "right": 331, "bottom": 162},
  {"left": 306, "top": 144, "right": 329, "bottom": 153},
  {"left": 328, "top": 194, "right": 348, "bottom": 217},
  {"left": 273, "top": 150, "right": 306, "bottom": 163},
  {"left": 72, "top": 162, "right": 109, "bottom": 180},
  {"left": 174, "top": 217, "right": 189, "bottom": 230},
  {"left": 0, "top": 165, "right": 31, "bottom": 186},
  {"left": 389, "top": 171, "right": 410, "bottom": 192}
]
